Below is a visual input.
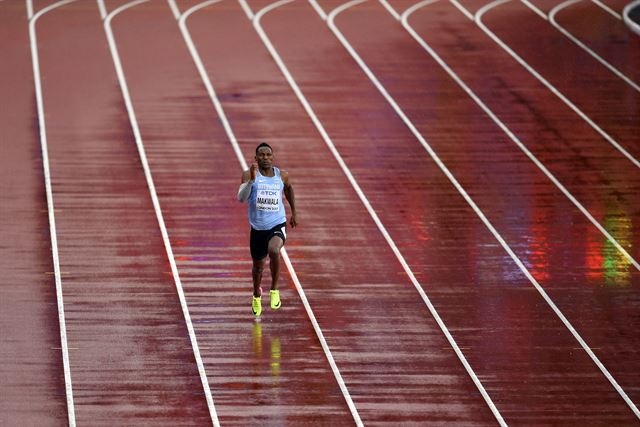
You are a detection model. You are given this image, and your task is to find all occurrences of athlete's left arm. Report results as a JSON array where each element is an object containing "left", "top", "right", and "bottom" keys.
[{"left": 281, "top": 170, "right": 297, "bottom": 228}]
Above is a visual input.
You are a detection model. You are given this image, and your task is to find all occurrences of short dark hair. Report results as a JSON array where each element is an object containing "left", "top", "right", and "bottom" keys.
[{"left": 256, "top": 142, "right": 273, "bottom": 154}]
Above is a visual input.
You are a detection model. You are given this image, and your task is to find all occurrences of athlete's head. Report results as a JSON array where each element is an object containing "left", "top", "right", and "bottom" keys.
[{"left": 255, "top": 143, "right": 273, "bottom": 169}]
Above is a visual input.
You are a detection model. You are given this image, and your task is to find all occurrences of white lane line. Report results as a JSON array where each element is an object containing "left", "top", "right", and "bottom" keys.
[
  {"left": 254, "top": 0, "right": 505, "bottom": 424},
  {"left": 26, "top": 0, "right": 33, "bottom": 19},
  {"left": 167, "top": 0, "right": 181, "bottom": 19},
  {"left": 449, "top": 0, "right": 474, "bottom": 19},
  {"left": 402, "top": 0, "right": 640, "bottom": 418},
  {"left": 96, "top": 0, "right": 107, "bottom": 18},
  {"left": 379, "top": 0, "right": 401, "bottom": 19},
  {"left": 238, "top": 0, "right": 255, "bottom": 19},
  {"left": 516, "top": 0, "right": 548, "bottom": 17},
  {"left": 308, "top": 0, "right": 328, "bottom": 20},
  {"left": 545, "top": 0, "right": 640, "bottom": 91},
  {"left": 475, "top": 0, "right": 640, "bottom": 169},
  {"left": 180, "top": 1, "right": 248, "bottom": 168},
  {"left": 28, "top": 1, "right": 78, "bottom": 425},
  {"left": 623, "top": 0, "right": 640, "bottom": 34},
  {"left": 397, "top": 0, "right": 640, "bottom": 269},
  {"left": 179, "top": 2, "right": 362, "bottom": 425},
  {"left": 519, "top": 0, "right": 548, "bottom": 19},
  {"left": 103, "top": 2, "right": 220, "bottom": 425},
  {"left": 593, "top": 0, "right": 622, "bottom": 18}
]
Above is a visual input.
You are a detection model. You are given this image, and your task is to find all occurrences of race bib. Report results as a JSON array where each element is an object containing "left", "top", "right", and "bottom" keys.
[{"left": 256, "top": 183, "right": 281, "bottom": 212}]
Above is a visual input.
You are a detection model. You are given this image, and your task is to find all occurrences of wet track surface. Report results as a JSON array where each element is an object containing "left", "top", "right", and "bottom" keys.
[
  {"left": 28, "top": 2, "right": 212, "bottom": 424},
  {"left": 262, "top": 0, "right": 640, "bottom": 423},
  {"left": 478, "top": 0, "right": 639, "bottom": 159},
  {"left": 549, "top": 0, "right": 640, "bottom": 80},
  {"left": 109, "top": 2, "right": 353, "bottom": 424},
  {"left": 1, "top": 2, "right": 67, "bottom": 424},
  {"left": 2, "top": 0, "right": 639, "bottom": 425},
  {"left": 188, "top": 1, "right": 502, "bottom": 424}
]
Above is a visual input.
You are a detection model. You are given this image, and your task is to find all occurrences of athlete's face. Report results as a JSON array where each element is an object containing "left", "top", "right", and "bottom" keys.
[{"left": 255, "top": 147, "right": 273, "bottom": 169}]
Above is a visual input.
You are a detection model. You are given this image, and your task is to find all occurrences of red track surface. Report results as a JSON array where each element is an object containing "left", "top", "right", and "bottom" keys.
[
  {"left": 1, "top": 2, "right": 67, "bottom": 424},
  {"left": 479, "top": 1, "right": 639, "bottom": 158},
  {"left": 2, "top": 0, "right": 639, "bottom": 425},
  {"left": 552, "top": 0, "right": 640, "bottom": 81}
]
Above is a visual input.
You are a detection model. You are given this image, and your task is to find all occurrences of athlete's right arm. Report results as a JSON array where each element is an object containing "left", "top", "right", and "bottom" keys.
[
  {"left": 237, "top": 170, "right": 253, "bottom": 202},
  {"left": 237, "top": 164, "right": 257, "bottom": 202}
]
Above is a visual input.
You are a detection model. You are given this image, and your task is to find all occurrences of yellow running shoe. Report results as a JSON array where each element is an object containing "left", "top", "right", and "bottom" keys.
[
  {"left": 270, "top": 289, "right": 281, "bottom": 310},
  {"left": 252, "top": 294, "right": 262, "bottom": 317}
]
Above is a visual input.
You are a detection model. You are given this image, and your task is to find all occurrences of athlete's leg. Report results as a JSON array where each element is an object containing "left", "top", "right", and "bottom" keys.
[
  {"left": 267, "top": 236, "right": 284, "bottom": 291},
  {"left": 252, "top": 257, "right": 266, "bottom": 297}
]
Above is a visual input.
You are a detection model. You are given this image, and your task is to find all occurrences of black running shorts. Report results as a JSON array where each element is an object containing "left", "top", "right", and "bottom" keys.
[{"left": 250, "top": 222, "right": 287, "bottom": 260}]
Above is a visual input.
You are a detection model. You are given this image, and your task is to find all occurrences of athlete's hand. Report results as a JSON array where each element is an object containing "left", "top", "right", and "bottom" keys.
[
  {"left": 290, "top": 213, "right": 297, "bottom": 228},
  {"left": 250, "top": 163, "right": 257, "bottom": 181}
]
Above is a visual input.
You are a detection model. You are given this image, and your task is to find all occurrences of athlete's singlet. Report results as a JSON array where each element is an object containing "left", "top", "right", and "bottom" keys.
[{"left": 248, "top": 167, "right": 286, "bottom": 230}]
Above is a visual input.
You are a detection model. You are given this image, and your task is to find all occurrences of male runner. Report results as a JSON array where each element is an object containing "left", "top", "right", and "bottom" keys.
[{"left": 237, "top": 143, "right": 297, "bottom": 316}]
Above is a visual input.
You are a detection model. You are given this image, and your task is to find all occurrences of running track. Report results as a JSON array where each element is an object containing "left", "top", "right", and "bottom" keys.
[{"left": 1, "top": 0, "right": 638, "bottom": 425}]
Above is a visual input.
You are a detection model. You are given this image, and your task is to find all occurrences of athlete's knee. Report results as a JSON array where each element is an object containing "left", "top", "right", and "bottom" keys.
[
  {"left": 252, "top": 263, "right": 264, "bottom": 274},
  {"left": 268, "top": 246, "right": 281, "bottom": 259},
  {"left": 268, "top": 236, "right": 283, "bottom": 258}
]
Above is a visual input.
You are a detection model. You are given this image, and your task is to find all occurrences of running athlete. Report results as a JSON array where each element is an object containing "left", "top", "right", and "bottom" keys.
[{"left": 237, "top": 143, "right": 297, "bottom": 317}]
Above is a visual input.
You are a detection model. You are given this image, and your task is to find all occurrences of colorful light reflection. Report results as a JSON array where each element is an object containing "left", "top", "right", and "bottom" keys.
[{"left": 586, "top": 208, "right": 634, "bottom": 287}]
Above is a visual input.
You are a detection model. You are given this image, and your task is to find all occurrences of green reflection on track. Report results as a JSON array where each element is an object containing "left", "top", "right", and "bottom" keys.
[{"left": 602, "top": 210, "right": 633, "bottom": 287}]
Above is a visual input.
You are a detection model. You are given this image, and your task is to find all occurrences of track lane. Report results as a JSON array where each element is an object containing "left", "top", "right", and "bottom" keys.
[
  {"left": 551, "top": 0, "right": 640, "bottom": 84},
  {"left": 0, "top": 1, "right": 67, "bottom": 424},
  {"left": 402, "top": 2, "right": 640, "bottom": 258},
  {"left": 35, "top": 2, "right": 212, "bottom": 423},
  {"left": 9, "top": 0, "right": 640, "bottom": 424},
  {"left": 104, "top": 0, "right": 140, "bottom": 14},
  {"left": 32, "top": 0, "right": 63, "bottom": 14},
  {"left": 402, "top": 1, "right": 640, "bottom": 267},
  {"left": 185, "top": 0, "right": 503, "bottom": 424},
  {"left": 175, "top": 0, "right": 211, "bottom": 11},
  {"left": 594, "top": 0, "right": 630, "bottom": 14},
  {"left": 298, "top": 0, "right": 639, "bottom": 422},
  {"left": 401, "top": 0, "right": 640, "bottom": 415},
  {"left": 106, "top": 1, "right": 356, "bottom": 424},
  {"left": 380, "top": 0, "right": 640, "bottom": 271},
  {"left": 477, "top": 0, "right": 640, "bottom": 162}
]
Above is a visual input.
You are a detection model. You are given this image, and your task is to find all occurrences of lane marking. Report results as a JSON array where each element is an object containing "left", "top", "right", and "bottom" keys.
[
  {"left": 26, "top": 0, "right": 33, "bottom": 19},
  {"left": 330, "top": 1, "right": 513, "bottom": 423},
  {"left": 167, "top": 0, "right": 181, "bottom": 19},
  {"left": 390, "top": 0, "right": 640, "bottom": 269},
  {"left": 379, "top": 0, "right": 401, "bottom": 19},
  {"left": 519, "top": 0, "right": 549, "bottom": 19},
  {"left": 253, "top": 0, "right": 504, "bottom": 424},
  {"left": 545, "top": 0, "right": 640, "bottom": 91},
  {"left": 180, "top": 0, "right": 247, "bottom": 164},
  {"left": 238, "top": 0, "right": 255, "bottom": 19},
  {"left": 28, "top": 0, "right": 79, "bottom": 425},
  {"left": 475, "top": 0, "right": 640, "bottom": 169},
  {"left": 592, "top": 0, "right": 622, "bottom": 18},
  {"left": 97, "top": 0, "right": 107, "bottom": 18},
  {"left": 623, "top": 0, "right": 640, "bottom": 34},
  {"left": 449, "top": 0, "right": 474, "bottom": 19},
  {"left": 345, "top": 0, "right": 640, "bottom": 418},
  {"left": 308, "top": 0, "right": 328, "bottom": 20},
  {"left": 179, "top": 2, "right": 361, "bottom": 425},
  {"left": 103, "top": 2, "right": 220, "bottom": 425}
]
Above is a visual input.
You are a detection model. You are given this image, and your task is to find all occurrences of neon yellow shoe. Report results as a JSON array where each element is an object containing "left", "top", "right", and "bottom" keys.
[
  {"left": 270, "top": 289, "right": 281, "bottom": 310},
  {"left": 252, "top": 294, "right": 262, "bottom": 317}
]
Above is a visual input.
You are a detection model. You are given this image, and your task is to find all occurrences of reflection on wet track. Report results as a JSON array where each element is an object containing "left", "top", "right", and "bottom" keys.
[{"left": 1, "top": 0, "right": 638, "bottom": 425}]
